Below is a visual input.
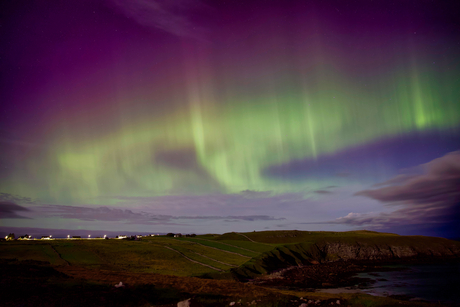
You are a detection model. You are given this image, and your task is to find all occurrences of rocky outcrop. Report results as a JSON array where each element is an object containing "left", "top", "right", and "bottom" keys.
[
  {"left": 316, "top": 237, "right": 460, "bottom": 260},
  {"left": 230, "top": 236, "right": 460, "bottom": 280}
]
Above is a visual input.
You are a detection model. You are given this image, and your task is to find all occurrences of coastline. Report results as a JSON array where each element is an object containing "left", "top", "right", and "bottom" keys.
[{"left": 249, "top": 257, "right": 460, "bottom": 302}]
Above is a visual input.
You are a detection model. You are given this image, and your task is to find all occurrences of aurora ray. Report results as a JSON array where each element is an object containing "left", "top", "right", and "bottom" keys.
[{"left": 1, "top": 0, "right": 459, "bottom": 237}]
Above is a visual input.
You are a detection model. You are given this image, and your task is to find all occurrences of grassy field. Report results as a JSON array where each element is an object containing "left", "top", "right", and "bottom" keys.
[
  {"left": 0, "top": 234, "right": 265, "bottom": 276},
  {"left": 2, "top": 230, "right": 459, "bottom": 306},
  {"left": 1, "top": 230, "right": 458, "bottom": 278}
]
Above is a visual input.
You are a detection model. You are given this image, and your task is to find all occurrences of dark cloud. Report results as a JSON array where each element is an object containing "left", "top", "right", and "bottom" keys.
[
  {"left": 263, "top": 130, "right": 460, "bottom": 181},
  {"left": 112, "top": 191, "right": 305, "bottom": 212},
  {"left": 0, "top": 193, "right": 35, "bottom": 204},
  {"left": 355, "top": 151, "right": 460, "bottom": 204},
  {"left": 333, "top": 151, "right": 460, "bottom": 237},
  {"left": 0, "top": 201, "right": 31, "bottom": 219},
  {"left": 314, "top": 190, "right": 332, "bottom": 194},
  {"left": 36, "top": 205, "right": 172, "bottom": 225},
  {"left": 36, "top": 204, "right": 284, "bottom": 224},
  {"left": 372, "top": 174, "right": 418, "bottom": 187},
  {"left": 239, "top": 190, "right": 273, "bottom": 198},
  {"left": 177, "top": 215, "right": 285, "bottom": 221}
]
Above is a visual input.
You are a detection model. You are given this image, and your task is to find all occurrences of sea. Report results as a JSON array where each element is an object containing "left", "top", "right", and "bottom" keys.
[{"left": 354, "top": 262, "right": 460, "bottom": 304}]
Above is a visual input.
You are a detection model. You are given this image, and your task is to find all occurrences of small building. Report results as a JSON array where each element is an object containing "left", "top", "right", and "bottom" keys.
[
  {"left": 5, "top": 233, "right": 15, "bottom": 241},
  {"left": 41, "top": 236, "right": 52, "bottom": 240}
]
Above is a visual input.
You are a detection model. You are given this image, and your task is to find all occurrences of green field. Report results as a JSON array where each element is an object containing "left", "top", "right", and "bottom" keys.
[
  {"left": 0, "top": 234, "right": 266, "bottom": 277},
  {"left": 0, "top": 231, "right": 286, "bottom": 277},
  {"left": 1, "top": 230, "right": 459, "bottom": 279},
  {"left": 2, "top": 230, "right": 459, "bottom": 306}
]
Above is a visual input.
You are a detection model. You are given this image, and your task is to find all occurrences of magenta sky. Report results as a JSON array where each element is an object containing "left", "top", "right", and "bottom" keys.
[{"left": 1, "top": 0, "right": 459, "bottom": 238}]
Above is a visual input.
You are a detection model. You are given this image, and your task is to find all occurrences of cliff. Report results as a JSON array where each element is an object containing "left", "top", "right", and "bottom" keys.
[{"left": 230, "top": 235, "right": 460, "bottom": 280}]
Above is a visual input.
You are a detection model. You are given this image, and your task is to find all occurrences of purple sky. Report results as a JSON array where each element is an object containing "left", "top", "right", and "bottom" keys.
[{"left": 1, "top": 0, "right": 459, "bottom": 238}]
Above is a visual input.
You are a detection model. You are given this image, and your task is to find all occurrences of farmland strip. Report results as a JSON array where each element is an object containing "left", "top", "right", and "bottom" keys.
[
  {"left": 163, "top": 246, "right": 223, "bottom": 272},
  {"left": 237, "top": 234, "right": 272, "bottom": 246},
  {"left": 195, "top": 238, "right": 258, "bottom": 253},
  {"left": 48, "top": 244, "right": 70, "bottom": 266},
  {"left": 190, "top": 251, "right": 237, "bottom": 267},
  {"left": 187, "top": 241, "right": 251, "bottom": 258},
  {"left": 48, "top": 244, "right": 70, "bottom": 265}
]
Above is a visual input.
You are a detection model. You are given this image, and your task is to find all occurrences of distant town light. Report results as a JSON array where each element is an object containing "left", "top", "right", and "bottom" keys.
[
  {"left": 67, "top": 235, "right": 70, "bottom": 238},
  {"left": 88, "top": 235, "right": 91, "bottom": 238},
  {"left": 103, "top": 235, "right": 107, "bottom": 238}
]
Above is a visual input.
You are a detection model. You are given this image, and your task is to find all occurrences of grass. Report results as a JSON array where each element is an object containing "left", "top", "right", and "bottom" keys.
[
  {"left": 53, "top": 241, "right": 103, "bottom": 266},
  {"left": 168, "top": 240, "right": 248, "bottom": 266},
  {"left": 0, "top": 241, "right": 66, "bottom": 265},
  {"left": 178, "top": 237, "right": 262, "bottom": 257},
  {"left": 2, "top": 230, "right": 459, "bottom": 279},
  {"left": 2, "top": 230, "right": 458, "bottom": 306}
]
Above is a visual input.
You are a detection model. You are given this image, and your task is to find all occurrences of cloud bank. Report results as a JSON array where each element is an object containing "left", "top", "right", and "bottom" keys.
[
  {"left": 34, "top": 204, "right": 285, "bottom": 225},
  {"left": 334, "top": 151, "right": 460, "bottom": 236},
  {"left": 0, "top": 202, "right": 31, "bottom": 219}
]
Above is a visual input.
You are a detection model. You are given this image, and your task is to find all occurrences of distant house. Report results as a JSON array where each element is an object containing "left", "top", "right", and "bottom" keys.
[
  {"left": 18, "top": 235, "right": 32, "bottom": 240},
  {"left": 174, "top": 233, "right": 182, "bottom": 238},
  {"left": 116, "top": 235, "right": 127, "bottom": 239},
  {"left": 41, "top": 236, "right": 52, "bottom": 240}
]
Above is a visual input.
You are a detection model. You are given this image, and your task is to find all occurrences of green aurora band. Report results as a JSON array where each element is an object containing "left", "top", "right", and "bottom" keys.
[{"left": 4, "top": 65, "right": 459, "bottom": 205}]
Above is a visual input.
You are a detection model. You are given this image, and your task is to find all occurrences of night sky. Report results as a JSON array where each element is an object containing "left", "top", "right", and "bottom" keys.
[{"left": 1, "top": 0, "right": 459, "bottom": 238}]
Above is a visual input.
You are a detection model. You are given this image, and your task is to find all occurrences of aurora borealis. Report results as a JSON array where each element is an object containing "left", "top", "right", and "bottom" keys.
[{"left": 1, "top": 1, "right": 459, "bottom": 238}]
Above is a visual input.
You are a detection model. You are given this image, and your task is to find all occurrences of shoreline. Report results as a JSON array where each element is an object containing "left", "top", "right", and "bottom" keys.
[{"left": 249, "top": 257, "right": 460, "bottom": 299}]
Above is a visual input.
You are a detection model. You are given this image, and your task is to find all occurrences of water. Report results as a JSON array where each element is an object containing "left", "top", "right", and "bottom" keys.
[{"left": 355, "top": 262, "right": 460, "bottom": 304}]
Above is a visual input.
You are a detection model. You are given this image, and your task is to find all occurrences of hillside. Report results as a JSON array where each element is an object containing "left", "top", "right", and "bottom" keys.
[
  {"left": 2, "top": 230, "right": 460, "bottom": 306},
  {"left": 2, "top": 230, "right": 458, "bottom": 280},
  {"left": 225, "top": 230, "right": 460, "bottom": 280}
]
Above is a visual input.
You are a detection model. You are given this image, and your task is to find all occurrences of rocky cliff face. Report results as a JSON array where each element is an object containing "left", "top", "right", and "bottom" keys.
[
  {"left": 231, "top": 236, "right": 460, "bottom": 280},
  {"left": 316, "top": 240, "right": 460, "bottom": 260}
]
